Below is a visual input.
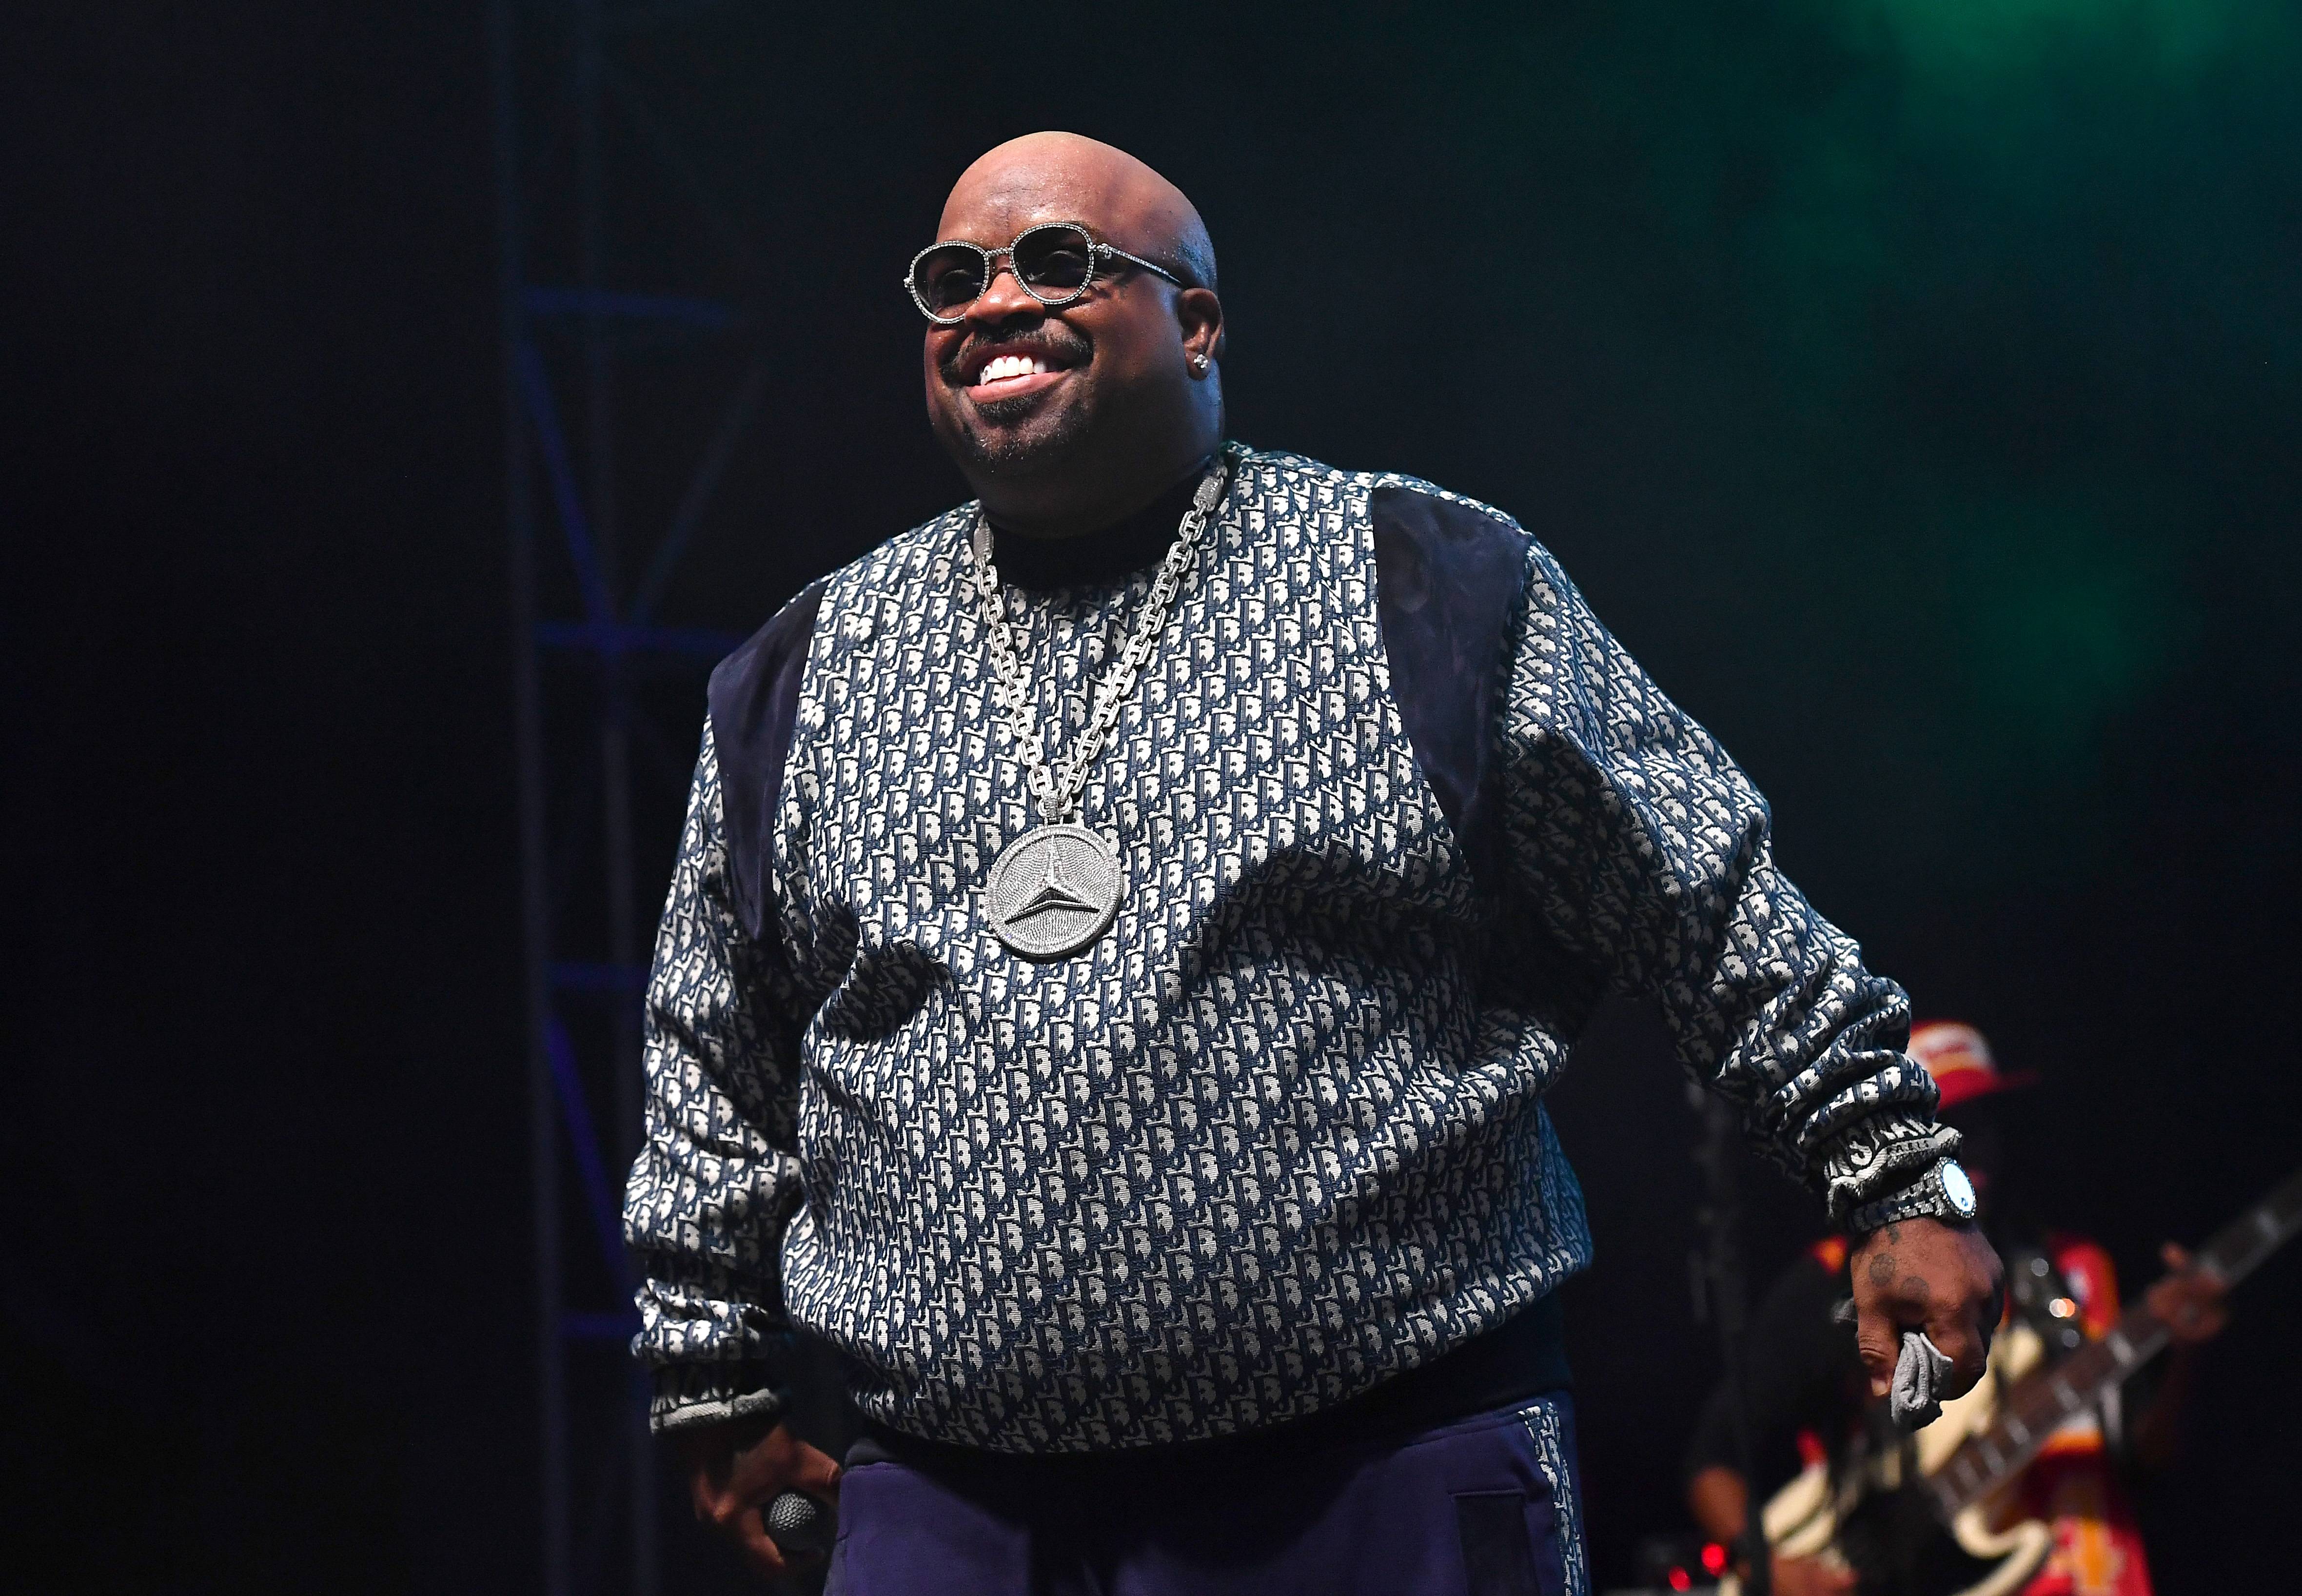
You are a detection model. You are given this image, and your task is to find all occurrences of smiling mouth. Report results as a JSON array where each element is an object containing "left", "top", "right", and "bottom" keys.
[{"left": 968, "top": 352, "right": 1070, "bottom": 401}]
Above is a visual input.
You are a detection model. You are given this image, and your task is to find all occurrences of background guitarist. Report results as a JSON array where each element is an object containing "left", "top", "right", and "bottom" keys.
[{"left": 1682, "top": 1022, "right": 2231, "bottom": 1596}]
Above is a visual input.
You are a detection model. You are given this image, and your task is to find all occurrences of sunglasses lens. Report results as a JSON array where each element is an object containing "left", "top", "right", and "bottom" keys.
[
  {"left": 1014, "top": 226, "right": 1095, "bottom": 295},
  {"left": 912, "top": 245, "right": 987, "bottom": 315}
]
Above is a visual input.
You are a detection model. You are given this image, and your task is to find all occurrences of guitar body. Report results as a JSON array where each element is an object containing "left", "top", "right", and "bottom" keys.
[
  {"left": 1834, "top": 1486, "right": 2053, "bottom": 1596},
  {"left": 1722, "top": 1465, "right": 2052, "bottom": 1596}
]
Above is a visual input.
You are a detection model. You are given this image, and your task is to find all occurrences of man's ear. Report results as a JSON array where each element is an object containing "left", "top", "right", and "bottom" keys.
[{"left": 1178, "top": 287, "right": 1224, "bottom": 365}]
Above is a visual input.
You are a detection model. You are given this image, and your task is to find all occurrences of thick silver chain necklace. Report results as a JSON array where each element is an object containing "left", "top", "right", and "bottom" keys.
[{"left": 965, "top": 449, "right": 1233, "bottom": 961}]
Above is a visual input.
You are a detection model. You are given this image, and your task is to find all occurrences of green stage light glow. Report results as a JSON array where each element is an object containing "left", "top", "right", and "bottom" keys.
[
  {"left": 1941, "top": 497, "right": 2187, "bottom": 756},
  {"left": 1862, "top": 0, "right": 2282, "bottom": 78}
]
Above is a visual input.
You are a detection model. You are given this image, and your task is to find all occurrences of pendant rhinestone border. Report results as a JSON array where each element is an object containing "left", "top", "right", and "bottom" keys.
[{"left": 984, "top": 823, "right": 1123, "bottom": 962}]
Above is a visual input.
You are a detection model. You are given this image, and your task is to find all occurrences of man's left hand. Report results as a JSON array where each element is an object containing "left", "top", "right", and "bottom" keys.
[{"left": 1848, "top": 1217, "right": 2004, "bottom": 1405}]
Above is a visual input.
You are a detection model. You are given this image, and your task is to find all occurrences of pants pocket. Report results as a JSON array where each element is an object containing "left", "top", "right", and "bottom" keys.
[{"left": 1454, "top": 1489, "right": 1560, "bottom": 1596}]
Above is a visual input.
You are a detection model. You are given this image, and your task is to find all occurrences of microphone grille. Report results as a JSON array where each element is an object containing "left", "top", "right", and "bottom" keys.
[{"left": 765, "top": 1489, "right": 833, "bottom": 1555}]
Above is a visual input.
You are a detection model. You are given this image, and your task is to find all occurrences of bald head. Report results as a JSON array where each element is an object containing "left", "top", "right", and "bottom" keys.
[
  {"left": 919, "top": 133, "right": 1228, "bottom": 538},
  {"left": 942, "top": 132, "right": 1217, "bottom": 294}
]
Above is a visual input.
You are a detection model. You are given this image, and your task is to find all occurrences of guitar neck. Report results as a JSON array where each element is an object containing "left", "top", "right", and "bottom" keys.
[
  {"left": 2200, "top": 1165, "right": 2302, "bottom": 1289},
  {"left": 1931, "top": 1164, "right": 2302, "bottom": 1518}
]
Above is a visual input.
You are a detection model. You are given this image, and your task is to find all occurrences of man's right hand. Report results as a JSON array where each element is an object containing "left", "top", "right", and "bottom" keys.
[
  {"left": 1848, "top": 1216, "right": 2003, "bottom": 1407},
  {"left": 672, "top": 1414, "right": 843, "bottom": 1581}
]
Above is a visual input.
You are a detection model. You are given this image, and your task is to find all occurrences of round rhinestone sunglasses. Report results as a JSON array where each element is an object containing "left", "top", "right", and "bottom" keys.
[{"left": 903, "top": 221, "right": 1186, "bottom": 325}]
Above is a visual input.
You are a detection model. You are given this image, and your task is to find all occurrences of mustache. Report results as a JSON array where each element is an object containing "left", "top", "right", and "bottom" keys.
[{"left": 941, "top": 324, "right": 1091, "bottom": 382}]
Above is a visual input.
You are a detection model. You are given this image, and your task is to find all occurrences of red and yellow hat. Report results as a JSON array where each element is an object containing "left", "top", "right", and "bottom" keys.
[{"left": 1908, "top": 1021, "right": 2039, "bottom": 1114}]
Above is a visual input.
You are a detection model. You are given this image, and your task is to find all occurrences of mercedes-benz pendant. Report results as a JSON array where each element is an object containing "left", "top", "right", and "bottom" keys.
[{"left": 985, "top": 823, "right": 1121, "bottom": 961}]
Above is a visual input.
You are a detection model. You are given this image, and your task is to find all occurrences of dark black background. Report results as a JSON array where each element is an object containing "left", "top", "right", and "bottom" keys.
[{"left": 5, "top": 1, "right": 2297, "bottom": 1590}]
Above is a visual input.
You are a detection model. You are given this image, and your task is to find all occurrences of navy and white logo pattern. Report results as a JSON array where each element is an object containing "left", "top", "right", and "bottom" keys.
[
  {"left": 624, "top": 729, "right": 812, "bottom": 1430},
  {"left": 627, "top": 449, "right": 1947, "bottom": 1452},
  {"left": 1520, "top": 1395, "right": 1591, "bottom": 1596}
]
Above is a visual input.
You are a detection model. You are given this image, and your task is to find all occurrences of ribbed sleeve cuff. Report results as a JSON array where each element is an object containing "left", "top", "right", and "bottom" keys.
[
  {"left": 1821, "top": 1109, "right": 1962, "bottom": 1228},
  {"left": 648, "top": 1362, "right": 786, "bottom": 1436}
]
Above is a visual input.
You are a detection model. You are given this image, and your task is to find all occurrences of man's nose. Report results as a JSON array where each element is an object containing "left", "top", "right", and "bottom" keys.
[{"left": 965, "top": 260, "right": 1042, "bottom": 326}]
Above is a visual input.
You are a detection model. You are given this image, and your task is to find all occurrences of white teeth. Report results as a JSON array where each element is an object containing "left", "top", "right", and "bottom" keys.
[{"left": 976, "top": 353, "right": 1053, "bottom": 387}]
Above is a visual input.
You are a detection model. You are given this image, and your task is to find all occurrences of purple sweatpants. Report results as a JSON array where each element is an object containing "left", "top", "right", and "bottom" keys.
[{"left": 824, "top": 1394, "right": 1589, "bottom": 1596}]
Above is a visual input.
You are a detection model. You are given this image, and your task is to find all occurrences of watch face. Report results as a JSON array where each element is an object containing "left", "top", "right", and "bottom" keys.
[{"left": 1940, "top": 1161, "right": 1978, "bottom": 1218}]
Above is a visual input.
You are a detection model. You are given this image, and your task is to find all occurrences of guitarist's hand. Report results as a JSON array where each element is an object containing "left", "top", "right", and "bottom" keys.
[
  {"left": 1849, "top": 1218, "right": 2003, "bottom": 1404},
  {"left": 1771, "top": 1555, "right": 1858, "bottom": 1596},
  {"left": 2145, "top": 1242, "right": 2229, "bottom": 1346}
]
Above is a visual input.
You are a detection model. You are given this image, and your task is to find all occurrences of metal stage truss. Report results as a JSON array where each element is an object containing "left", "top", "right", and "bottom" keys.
[{"left": 488, "top": 2, "right": 764, "bottom": 1589}]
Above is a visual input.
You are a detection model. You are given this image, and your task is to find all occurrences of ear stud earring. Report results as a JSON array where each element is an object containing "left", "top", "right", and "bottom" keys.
[{"left": 1192, "top": 355, "right": 1211, "bottom": 374}]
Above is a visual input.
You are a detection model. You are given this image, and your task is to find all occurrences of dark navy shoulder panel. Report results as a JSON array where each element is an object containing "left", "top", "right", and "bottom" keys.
[
  {"left": 707, "top": 580, "right": 827, "bottom": 945},
  {"left": 1367, "top": 484, "right": 1530, "bottom": 887}
]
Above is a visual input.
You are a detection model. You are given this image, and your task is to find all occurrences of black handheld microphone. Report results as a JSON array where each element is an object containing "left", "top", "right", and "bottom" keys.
[{"left": 765, "top": 1490, "right": 836, "bottom": 1557}]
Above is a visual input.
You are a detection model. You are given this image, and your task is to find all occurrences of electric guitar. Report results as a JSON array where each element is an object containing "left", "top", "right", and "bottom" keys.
[{"left": 1729, "top": 1164, "right": 2302, "bottom": 1596}]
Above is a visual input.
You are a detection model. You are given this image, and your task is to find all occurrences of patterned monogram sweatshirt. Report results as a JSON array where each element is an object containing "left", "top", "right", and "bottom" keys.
[{"left": 622, "top": 447, "right": 1956, "bottom": 1454}]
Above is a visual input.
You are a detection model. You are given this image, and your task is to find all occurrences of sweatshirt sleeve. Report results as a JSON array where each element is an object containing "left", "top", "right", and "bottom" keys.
[
  {"left": 1492, "top": 539, "right": 1957, "bottom": 1223},
  {"left": 622, "top": 722, "right": 814, "bottom": 1433}
]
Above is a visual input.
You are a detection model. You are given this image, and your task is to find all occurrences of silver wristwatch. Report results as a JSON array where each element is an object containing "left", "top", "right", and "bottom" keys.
[{"left": 1847, "top": 1158, "right": 1979, "bottom": 1234}]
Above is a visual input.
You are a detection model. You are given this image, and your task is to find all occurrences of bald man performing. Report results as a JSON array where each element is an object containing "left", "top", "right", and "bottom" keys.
[{"left": 624, "top": 134, "right": 2002, "bottom": 1594}]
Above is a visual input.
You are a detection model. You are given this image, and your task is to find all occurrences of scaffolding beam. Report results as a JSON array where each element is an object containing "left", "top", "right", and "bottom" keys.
[{"left": 488, "top": 1, "right": 755, "bottom": 1588}]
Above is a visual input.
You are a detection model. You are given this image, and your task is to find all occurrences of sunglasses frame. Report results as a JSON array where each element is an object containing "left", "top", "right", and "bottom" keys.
[{"left": 903, "top": 220, "right": 1187, "bottom": 326}]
